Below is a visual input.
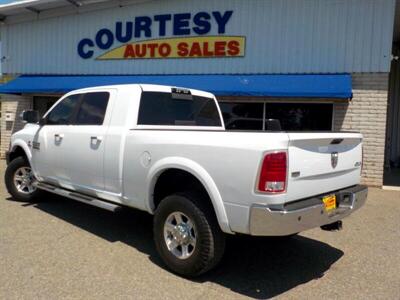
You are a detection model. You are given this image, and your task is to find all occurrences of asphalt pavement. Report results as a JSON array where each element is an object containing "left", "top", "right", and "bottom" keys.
[{"left": 1, "top": 160, "right": 399, "bottom": 299}]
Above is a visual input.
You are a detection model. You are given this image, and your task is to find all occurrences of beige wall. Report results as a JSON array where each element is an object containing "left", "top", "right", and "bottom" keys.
[
  {"left": 0, "top": 94, "right": 33, "bottom": 159},
  {"left": 334, "top": 73, "right": 389, "bottom": 186}
]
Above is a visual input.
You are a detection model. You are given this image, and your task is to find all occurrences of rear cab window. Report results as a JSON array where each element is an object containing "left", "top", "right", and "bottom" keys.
[{"left": 137, "top": 88, "right": 222, "bottom": 128}]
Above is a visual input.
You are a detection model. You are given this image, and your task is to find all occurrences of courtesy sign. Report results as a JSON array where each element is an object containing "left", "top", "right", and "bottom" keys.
[{"left": 77, "top": 10, "right": 245, "bottom": 60}]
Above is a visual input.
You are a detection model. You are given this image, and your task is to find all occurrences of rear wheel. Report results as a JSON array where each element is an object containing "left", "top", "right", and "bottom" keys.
[
  {"left": 5, "top": 157, "right": 42, "bottom": 202},
  {"left": 153, "top": 192, "right": 225, "bottom": 277}
]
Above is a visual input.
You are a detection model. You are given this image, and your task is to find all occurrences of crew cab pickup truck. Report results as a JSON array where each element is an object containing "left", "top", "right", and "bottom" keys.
[{"left": 5, "top": 84, "right": 367, "bottom": 277}]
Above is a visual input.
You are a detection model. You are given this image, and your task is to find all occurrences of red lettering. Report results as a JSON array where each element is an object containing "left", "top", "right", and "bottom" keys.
[
  {"left": 214, "top": 41, "right": 226, "bottom": 56},
  {"left": 159, "top": 43, "right": 171, "bottom": 57},
  {"left": 227, "top": 40, "right": 240, "bottom": 56},
  {"left": 124, "top": 39, "right": 240, "bottom": 59},
  {"left": 189, "top": 42, "right": 202, "bottom": 57},
  {"left": 147, "top": 43, "right": 158, "bottom": 57},
  {"left": 202, "top": 42, "right": 213, "bottom": 57},
  {"left": 177, "top": 42, "right": 189, "bottom": 56},
  {"left": 124, "top": 44, "right": 135, "bottom": 58},
  {"left": 135, "top": 44, "right": 146, "bottom": 57}
]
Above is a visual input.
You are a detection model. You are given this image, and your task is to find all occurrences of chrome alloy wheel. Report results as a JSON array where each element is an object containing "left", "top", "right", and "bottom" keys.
[
  {"left": 13, "top": 166, "right": 36, "bottom": 194},
  {"left": 163, "top": 212, "right": 197, "bottom": 260}
]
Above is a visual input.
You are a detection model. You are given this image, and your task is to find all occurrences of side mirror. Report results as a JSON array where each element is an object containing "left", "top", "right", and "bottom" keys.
[{"left": 21, "top": 110, "right": 40, "bottom": 124}]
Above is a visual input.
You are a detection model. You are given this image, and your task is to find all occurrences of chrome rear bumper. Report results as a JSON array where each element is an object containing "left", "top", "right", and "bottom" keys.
[{"left": 249, "top": 185, "right": 368, "bottom": 236}]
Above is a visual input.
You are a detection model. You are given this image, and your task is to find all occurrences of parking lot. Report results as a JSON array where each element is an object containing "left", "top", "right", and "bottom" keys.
[{"left": 0, "top": 160, "right": 399, "bottom": 299}]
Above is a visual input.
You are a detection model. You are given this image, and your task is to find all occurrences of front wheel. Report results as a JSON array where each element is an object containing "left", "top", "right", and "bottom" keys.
[
  {"left": 5, "top": 157, "right": 42, "bottom": 202},
  {"left": 153, "top": 192, "right": 225, "bottom": 277}
]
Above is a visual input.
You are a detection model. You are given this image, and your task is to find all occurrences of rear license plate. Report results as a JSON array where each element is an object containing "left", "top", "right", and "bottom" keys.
[{"left": 322, "top": 194, "right": 336, "bottom": 212}]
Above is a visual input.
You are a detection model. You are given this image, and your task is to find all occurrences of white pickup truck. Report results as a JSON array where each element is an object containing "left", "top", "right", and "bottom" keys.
[{"left": 5, "top": 84, "right": 367, "bottom": 277}]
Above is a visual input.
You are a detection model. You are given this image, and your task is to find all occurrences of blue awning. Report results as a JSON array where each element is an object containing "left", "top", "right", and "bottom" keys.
[{"left": 0, "top": 74, "right": 352, "bottom": 98}]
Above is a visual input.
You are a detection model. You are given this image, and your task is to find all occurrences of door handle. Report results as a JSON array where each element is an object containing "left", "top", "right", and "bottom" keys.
[
  {"left": 90, "top": 136, "right": 103, "bottom": 142},
  {"left": 54, "top": 133, "right": 64, "bottom": 140}
]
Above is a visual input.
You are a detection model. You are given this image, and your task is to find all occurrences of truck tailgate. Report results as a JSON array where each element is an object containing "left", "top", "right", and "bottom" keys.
[{"left": 286, "top": 132, "right": 363, "bottom": 201}]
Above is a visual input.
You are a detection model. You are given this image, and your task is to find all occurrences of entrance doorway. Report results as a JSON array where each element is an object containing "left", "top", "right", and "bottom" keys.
[
  {"left": 384, "top": 43, "right": 400, "bottom": 187},
  {"left": 383, "top": 0, "right": 400, "bottom": 188}
]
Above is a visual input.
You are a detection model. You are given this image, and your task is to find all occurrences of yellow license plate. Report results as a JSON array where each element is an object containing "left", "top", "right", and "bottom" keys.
[{"left": 323, "top": 194, "right": 336, "bottom": 212}]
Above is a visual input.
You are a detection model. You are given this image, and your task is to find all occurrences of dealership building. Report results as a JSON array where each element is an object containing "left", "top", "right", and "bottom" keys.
[{"left": 0, "top": 0, "right": 399, "bottom": 187}]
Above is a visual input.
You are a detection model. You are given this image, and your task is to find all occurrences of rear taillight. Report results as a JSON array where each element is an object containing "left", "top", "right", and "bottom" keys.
[{"left": 257, "top": 151, "right": 287, "bottom": 193}]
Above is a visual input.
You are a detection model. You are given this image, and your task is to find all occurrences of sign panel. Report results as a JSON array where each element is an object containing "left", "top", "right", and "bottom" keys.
[
  {"left": 97, "top": 36, "right": 245, "bottom": 60},
  {"left": 77, "top": 10, "right": 246, "bottom": 61}
]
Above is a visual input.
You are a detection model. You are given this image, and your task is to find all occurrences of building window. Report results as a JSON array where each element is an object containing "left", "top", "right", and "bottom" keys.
[
  {"left": 33, "top": 96, "right": 58, "bottom": 118},
  {"left": 265, "top": 103, "right": 333, "bottom": 131},
  {"left": 219, "top": 102, "right": 264, "bottom": 130},
  {"left": 219, "top": 102, "right": 333, "bottom": 131}
]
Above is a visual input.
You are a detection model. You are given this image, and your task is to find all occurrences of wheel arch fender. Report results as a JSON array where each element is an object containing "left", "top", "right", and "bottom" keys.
[
  {"left": 147, "top": 157, "right": 233, "bottom": 234},
  {"left": 9, "top": 140, "right": 32, "bottom": 164}
]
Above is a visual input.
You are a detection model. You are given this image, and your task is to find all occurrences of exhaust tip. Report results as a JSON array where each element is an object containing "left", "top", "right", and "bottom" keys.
[{"left": 321, "top": 220, "right": 343, "bottom": 232}]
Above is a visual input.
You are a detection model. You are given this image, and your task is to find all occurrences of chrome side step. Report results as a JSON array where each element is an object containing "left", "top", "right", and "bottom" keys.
[{"left": 35, "top": 182, "right": 122, "bottom": 212}]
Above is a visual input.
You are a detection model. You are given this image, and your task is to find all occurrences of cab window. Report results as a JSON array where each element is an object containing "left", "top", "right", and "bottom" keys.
[
  {"left": 75, "top": 92, "right": 109, "bottom": 125},
  {"left": 46, "top": 94, "right": 81, "bottom": 125},
  {"left": 138, "top": 91, "right": 221, "bottom": 126}
]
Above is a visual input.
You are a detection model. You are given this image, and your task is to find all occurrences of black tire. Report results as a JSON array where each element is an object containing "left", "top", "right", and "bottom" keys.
[
  {"left": 153, "top": 192, "right": 226, "bottom": 277},
  {"left": 5, "top": 156, "right": 42, "bottom": 202}
]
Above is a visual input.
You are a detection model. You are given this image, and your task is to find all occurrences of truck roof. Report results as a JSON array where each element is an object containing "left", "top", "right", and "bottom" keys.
[{"left": 63, "top": 83, "right": 215, "bottom": 99}]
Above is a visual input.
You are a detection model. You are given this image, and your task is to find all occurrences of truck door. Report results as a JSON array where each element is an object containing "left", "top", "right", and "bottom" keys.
[
  {"left": 59, "top": 91, "right": 113, "bottom": 193},
  {"left": 31, "top": 94, "right": 81, "bottom": 184}
]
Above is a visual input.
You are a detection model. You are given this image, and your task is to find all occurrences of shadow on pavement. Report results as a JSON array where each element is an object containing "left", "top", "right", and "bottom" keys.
[{"left": 20, "top": 195, "right": 343, "bottom": 299}]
